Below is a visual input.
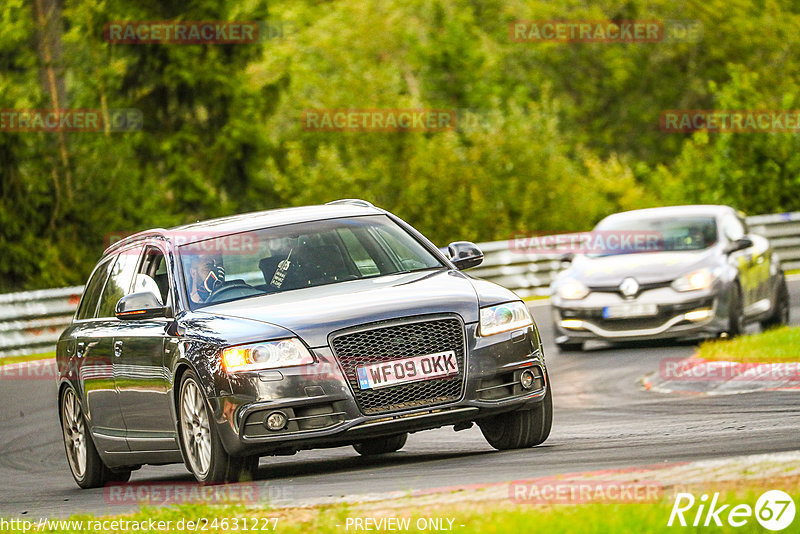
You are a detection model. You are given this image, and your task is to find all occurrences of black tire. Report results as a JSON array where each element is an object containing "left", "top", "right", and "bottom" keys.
[
  {"left": 60, "top": 387, "right": 131, "bottom": 489},
  {"left": 178, "top": 370, "right": 259, "bottom": 483},
  {"left": 761, "top": 278, "right": 790, "bottom": 331},
  {"left": 353, "top": 433, "right": 408, "bottom": 456},
  {"left": 727, "top": 283, "right": 745, "bottom": 338},
  {"left": 108, "top": 470, "right": 133, "bottom": 483},
  {"left": 556, "top": 341, "right": 583, "bottom": 352},
  {"left": 479, "top": 387, "right": 553, "bottom": 450}
]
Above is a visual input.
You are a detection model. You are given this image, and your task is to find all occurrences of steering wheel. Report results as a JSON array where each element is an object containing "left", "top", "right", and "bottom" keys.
[{"left": 205, "top": 280, "right": 261, "bottom": 303}]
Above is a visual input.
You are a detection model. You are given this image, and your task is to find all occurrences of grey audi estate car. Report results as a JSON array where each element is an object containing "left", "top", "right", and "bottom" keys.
[
  {"left": 550, "top": 205, "right": 789, "bottom": 351},
  {"left": 57, "top": 200, "right": 551, "bottom": 487}
]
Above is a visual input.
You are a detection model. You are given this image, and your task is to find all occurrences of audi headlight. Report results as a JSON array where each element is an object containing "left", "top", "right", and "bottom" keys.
[
  {"left": 672, "top": 268, "right": 715, "bottom": 292},
  {"left": 479, "top": 301, "right": 533, "bottom": 336},
  {"left": 556, "top": 279, "right": 590, "bottom": 300},
  {"left": 221, "top": 338, "right": 314, "bottom": 372}
]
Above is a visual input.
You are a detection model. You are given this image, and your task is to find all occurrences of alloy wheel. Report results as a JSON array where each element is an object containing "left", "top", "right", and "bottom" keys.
[
  {"left": 180, "top": 379, "right": 212, "bottom": 478},
  {"left": 61, "top": 389, "right": 87, "bottom": 479}
]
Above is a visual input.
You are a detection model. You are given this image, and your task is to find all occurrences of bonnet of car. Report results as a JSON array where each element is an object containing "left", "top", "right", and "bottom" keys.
[
  {"left": 195, "top": 269, "right": 482, "bottom": 348},
  {"left": 565, "top": 247, "right": 718, "bottom": 287}
]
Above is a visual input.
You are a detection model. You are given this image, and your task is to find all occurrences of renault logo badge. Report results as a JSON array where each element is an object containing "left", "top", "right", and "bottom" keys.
[{"left": 619, "top": 277, "right": 639, "bottom": 298}]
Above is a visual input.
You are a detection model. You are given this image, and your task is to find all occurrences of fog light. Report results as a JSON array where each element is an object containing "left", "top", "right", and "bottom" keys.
[
  {"left": 520, "top": 369, "right": 535, "bottom": 390},
  {"left": 265, "top": 411, "right": 288, "bottom": 431},
  {"left": 684, "top": 308, "right": 713, "bottom": 322},
  {"left": 560, "top": 319, "right": 584, "bottom": 330}
]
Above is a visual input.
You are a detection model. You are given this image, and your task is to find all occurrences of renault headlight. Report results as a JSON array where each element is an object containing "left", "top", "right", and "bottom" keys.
[
  {"left": 221, "top": 338, "right": 314, "bottom": 372},
  {"left": 672, "top": 268, "right": 715, "bottom": 292},
  {"left": 479, "top": 301, "right": 534, "bottom": 336},
  {"left": 556, "top": 279, "right": 590, "bottom": 300}
]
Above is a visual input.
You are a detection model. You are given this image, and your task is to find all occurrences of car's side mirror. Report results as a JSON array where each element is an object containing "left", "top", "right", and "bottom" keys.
[
  {"left": 447, "top": 241, "right": 484, "bottom": 270},
  {"left": 724, "top": 237, "right": 754, "bottom": 255},
  {"left": 115, "top": 292, "right": 170, "bottom": 320}
]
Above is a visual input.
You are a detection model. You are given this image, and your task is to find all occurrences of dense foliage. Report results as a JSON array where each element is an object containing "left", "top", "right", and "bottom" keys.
[{"left": 2, "top": 0, "right": 800, "bottom": 291}]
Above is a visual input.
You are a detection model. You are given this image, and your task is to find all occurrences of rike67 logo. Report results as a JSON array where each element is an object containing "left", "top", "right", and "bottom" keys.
[{"left": 668, "top": 490, "right": 796, "bottom": 530}]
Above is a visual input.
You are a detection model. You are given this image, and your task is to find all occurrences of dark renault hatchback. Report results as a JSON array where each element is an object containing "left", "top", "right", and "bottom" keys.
[{"left": 57, "top": 200, "right": 551, "bottom": 487}]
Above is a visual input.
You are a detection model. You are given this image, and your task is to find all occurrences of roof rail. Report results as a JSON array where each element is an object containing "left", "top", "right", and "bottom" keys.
[
  {"left": 325, "top": 199, "right": 375, "bottom": 208},
  {"left": 104, "top": 228, "right": 169, "bottom": 255}
]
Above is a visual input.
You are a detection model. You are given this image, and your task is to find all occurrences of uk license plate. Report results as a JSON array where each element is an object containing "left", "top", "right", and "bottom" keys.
[
  {"left": 356, "top": 351, "right": 458, "bottom": 390},
  {"left": 602, "top": 303, "right": 658, "bottom": 319}
]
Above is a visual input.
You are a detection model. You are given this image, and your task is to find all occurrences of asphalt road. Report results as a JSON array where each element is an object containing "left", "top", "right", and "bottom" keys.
[{"left": 1, "top": 280, "right": 798, "bottom": 518}]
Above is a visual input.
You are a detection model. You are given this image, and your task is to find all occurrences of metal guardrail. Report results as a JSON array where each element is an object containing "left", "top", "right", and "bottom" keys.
[
  {"left": 1, "top": 211, "right": 799, "bottom": 357},
  {"left": 0, "top": 286, "right": 84, "bottom": 357},
  {"left": 745, "top": 211, "right": 800, "bottom": 272},
  {"left": 467, "top": 240, "right": 563, "bottom": 299}
]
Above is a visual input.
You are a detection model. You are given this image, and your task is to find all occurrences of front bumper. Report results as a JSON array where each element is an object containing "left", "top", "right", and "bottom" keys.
[
  {"left": 551, "top": 285, "right": 729, "bottom": 343},
  {"left": 207, "top": 322, "right": 548, "bottom": 456}
]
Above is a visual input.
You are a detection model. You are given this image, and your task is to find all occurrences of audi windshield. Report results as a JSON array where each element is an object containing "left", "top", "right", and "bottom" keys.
[{"left": 179, "top": 215, "right": 444, "bottom": 309}]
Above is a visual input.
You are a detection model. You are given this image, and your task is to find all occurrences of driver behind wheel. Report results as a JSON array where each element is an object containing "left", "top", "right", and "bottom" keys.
[{"left": 188, "top": 255, "right": 225, "bottom": 303}]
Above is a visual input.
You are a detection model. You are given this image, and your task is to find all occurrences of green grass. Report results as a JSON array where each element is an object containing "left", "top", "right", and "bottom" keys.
[
  {"left": 697, "top": 326, "right": 800, "bottom": 363},
  {"left": 5, "top": 485, "right": 799, "bottom": 533},
  {"left": 0, "top": 351, "right": 55, "bottom": 366}
]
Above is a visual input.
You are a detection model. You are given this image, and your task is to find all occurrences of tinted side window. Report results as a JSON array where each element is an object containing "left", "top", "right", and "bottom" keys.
[
  {"left": 132, "top": 246, "right": 170, "bottom": 306},
  {"left": 76, "top": 257, "right": 114, "bottom": 320},
  {"left": 97, "top": 247, "right": 143, "bottom": 318}
]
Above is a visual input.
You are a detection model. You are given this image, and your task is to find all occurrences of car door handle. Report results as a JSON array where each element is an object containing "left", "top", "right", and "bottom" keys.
[{"left": 114, "top": 340, "right": 123, "bottom": 358}]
